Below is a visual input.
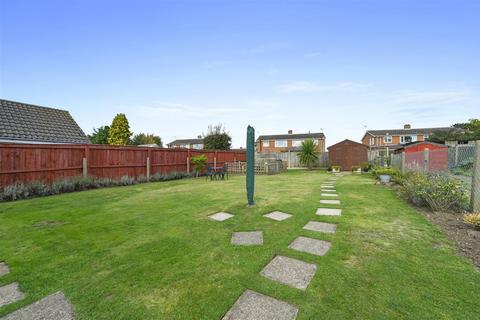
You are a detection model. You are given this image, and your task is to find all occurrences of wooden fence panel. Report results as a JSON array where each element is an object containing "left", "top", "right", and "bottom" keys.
[{"left": 0, "top": 144, "right": 245, "bottom": 189}]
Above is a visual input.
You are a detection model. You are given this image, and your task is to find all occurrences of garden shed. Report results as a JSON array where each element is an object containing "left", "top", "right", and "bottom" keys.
[
  {"left": 394, "top": 141, "right": 448, "bottom": 172},
  {"left": 327, "top": 139, "right": 368, "bottom": 171}
]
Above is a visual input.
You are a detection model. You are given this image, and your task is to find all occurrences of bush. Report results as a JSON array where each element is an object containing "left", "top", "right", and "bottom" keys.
[
  {"left": 0, "top": 172, "right": 194, "bottom": 202},
  {"left": 371, "top": 167, "right": 404, "bottom": 184},
  {"left": 403, "top": 172, "right": 469, "bottom": 212},
  {"left": 361, "top": 162, "right": 372, "bottom": 172},
  {"left": 191, "top": 155, "right": 208, "bottom": 176},
  {"left": 464, "top": 213, "right": 480, "bottom": 229}
]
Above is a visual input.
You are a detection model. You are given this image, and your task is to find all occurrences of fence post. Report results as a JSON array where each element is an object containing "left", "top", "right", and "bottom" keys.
[
  {"left": 455, "top": 145, "right": 459, "bottom": 166},
  {"left": 471, "top": 140, "right": 480, "bottom": 213},
  {"left": 401, "top": 151, "right": 405, "bottom": 173},
  {"left": 423, "top": 148, "right": 429, "bottom": 173},
  {"left": 82, "top": 145, "right": 89, "bottom": 177},
  {"left": 146, "top": 157, "right": 150, "bottom": 180},
  {"left": 186, "top": 149, "right": 190, "bottom": 173},
  {"left": 214, "top": 156, "right": 217, "bottom": 168}
]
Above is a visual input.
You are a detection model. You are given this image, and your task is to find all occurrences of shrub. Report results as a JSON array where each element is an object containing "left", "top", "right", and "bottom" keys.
[
  {"left": 119, "top": 175, "right": 137, "bottom": 186},
  {"left": 361, "top": 162, "right": 372, "bottom": 172},
  {"left": 371, "top": 167, "right": 404, "bottom": 184},
  {"left": 351, "top": 165, "right": 361, "bottom": 172},
  {"left": 191, "top": 155, "right": 208, "bottom": 177},
  {"left": 403, "top": 172, "right": 469, "bottom": 212},
  {"left": 298, "top": 139, "right": 319, "bottom": 169},
  {"left": 464, "top": 213, "right": 480, "bottom": 229},
  {"left": 331, "top": 165, "right": 341, "bottom": 172}
]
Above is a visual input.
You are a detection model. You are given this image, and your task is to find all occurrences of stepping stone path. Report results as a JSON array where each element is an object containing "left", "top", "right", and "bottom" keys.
[
  {"left": 288, "top": 237, "right": 331, "bottom": 256},
  {"left": 264, "top": 211, "right": 292, "bottom": 221},
  {"left": 321, "top": 189, "right": 336, "bottom": 193},
  {"left": 1, "top": 292, "right": 76, "bottom": 320},
  {"left": 303, "top": 221, "right": 336, "bottom": 234},
  {"left": 209, "top": 212, "right": 234, "bottom": 221},
  {"left": 222, "top": 289, "right": 298, "bottom": 320},
  {"left": 260, "top": 255, "right": 316, "bottom": 290},
  {"left": 320, "top": 199, "right": 340, "bottom": 205},
  {"left": 0, "top": 262, "right": 9, "bottom": 277},
  {"left": 231, "top": 231, "right": 263, "bottom": 246},
  {"left": 316, "top": 208, "right": 342, "bottom": 216},
  {"left": 321, "top": 193, "right": 338, "bottom": 197},
  {"left": 0, "top": 282, "right": 24, "bottom": 308}
]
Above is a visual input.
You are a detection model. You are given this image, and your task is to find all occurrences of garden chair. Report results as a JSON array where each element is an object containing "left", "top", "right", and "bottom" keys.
[{"left": 205, "top": 165, "right": 216, "bottom": 181}]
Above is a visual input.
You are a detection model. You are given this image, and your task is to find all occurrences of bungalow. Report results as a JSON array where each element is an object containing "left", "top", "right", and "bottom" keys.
[
  {"left": 0, "top": 98, "right": 90, "bottom": 144},
  {"left": 167, "top": 136, "right": 204, "bottom": 149},
  {"left": 256, "top": 130, "right": 326, "bottom": 153}
]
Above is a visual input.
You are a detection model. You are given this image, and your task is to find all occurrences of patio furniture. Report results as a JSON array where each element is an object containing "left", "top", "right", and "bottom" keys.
[{"left": 205, "top": 165, "right": 216, "bottom": 181}]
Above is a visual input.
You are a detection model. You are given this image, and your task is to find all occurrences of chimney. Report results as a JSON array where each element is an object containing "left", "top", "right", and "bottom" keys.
[
  {"left": 404, "top": 124, "right": 411, "bottom": 129},
  {"left": 288, "top": 130, "right": 293, "bottom": 134},
  {"left": 197, "top": 135, "right": 202, "bottom": 139}
]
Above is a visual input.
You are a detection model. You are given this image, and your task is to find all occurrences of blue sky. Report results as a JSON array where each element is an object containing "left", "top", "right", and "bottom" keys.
[{"left": 1, "top": 0, "right": 479, "bottom": 147}]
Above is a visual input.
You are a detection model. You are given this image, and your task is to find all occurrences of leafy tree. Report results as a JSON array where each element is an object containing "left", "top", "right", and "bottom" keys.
[
  {"left": 107, "top": 113, "right": 132, "bottom": 145},
  {"left": 191, "top": 154, "right": 208, "bottom": 177},
  {"left": 298, "top": 139, "right": 319, "bottom": 169},
  {"left": 132, "top": 133, "right": 163, "bottom": 146},
  {"left": 88, "top": 126, "right": 110, "bottom": 144},
  {"left": 428, "top": 118, "right": 480, "bottom": 143},
  {"left": 203, "top": 124, "right": 232, "bottom": 150}
]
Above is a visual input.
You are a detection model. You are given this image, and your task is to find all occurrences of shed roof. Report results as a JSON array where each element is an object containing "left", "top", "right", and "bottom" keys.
[
  {"left": 0, "top": 99, "right": 90, "bottom": 144},
  {"left": 168, "top": 138, "right": 203, "bottom": 146},
  {"left": 327, "top": 139, "right": 368, "bottom": 150}
]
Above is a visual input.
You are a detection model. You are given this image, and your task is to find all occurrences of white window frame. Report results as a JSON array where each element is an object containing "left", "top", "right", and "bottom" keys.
[
  {"left": 275, "top": 139, "right": 287, "bottom": 148},
  {"left": 263, "top": 140, "right": 271, "bottom": 148},
  {"left": 192, "top": 144, "right": 203, "bottom": 149},
  {"left": 400, "top": 135, "right": 417, "bottom": 144},
  {"left": 369, "top": 137, "right": 374, "bottom": 146},
  {"left": 292, "top": 139, "right": 304, "bottom": 147},
  {"left": 384, "top": 135, "right": 392, "bottom": 144}
]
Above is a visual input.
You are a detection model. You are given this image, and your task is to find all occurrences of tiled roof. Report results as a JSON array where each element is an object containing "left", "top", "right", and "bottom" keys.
[
  {"left": 0, "top": 99, "right": 90, "bottom": 144},
  {"left": 365, "top": 127, "right": 454, "bottom": 136},
  {"left": 168, "top": 138, "right": 203, "bottom": 145},
  {"left": 257, "top": 132, "right": 325, "bottom": 140}
]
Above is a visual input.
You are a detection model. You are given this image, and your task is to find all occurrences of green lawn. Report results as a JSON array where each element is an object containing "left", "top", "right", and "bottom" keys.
[{"left": 0, "top": 171, "right": 479, "bottom": 319}]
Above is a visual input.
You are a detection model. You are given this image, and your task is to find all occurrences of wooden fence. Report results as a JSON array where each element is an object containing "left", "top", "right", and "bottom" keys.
[{"left": 0, "top": 144, "right": 246, "bottom": 189}]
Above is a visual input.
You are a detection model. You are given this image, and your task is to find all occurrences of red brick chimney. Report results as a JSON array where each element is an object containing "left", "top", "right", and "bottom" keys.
[
  {"left": 288, "top": 130, "right": 293, "bottom": 134},
  {"left": 404, "top": 124, "right": 411, "bottom": 129}
]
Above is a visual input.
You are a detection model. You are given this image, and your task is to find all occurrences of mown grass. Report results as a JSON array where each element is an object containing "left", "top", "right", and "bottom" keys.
[{"left": 0, "top": 171, "right": 479, "bottom": 319}]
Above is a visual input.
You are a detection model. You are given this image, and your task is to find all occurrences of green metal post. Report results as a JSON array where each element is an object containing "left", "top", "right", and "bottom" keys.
[{"left": 246, "top": 125, "right": 255, "bottom": 206}]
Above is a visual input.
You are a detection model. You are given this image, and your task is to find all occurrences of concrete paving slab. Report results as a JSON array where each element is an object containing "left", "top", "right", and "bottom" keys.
[
  {"left": 260, "top": 255, "right": 316, "bottom": 290},
  {"left": 1, "top": 292, "right": 75, "bottom": 320},
  {"left": 209, "top": 212, "right": 234, "bottom": 221},
  {"left": 321, "top": 189, "right": 336, "bottom": 193},
  {"left": 264, "top": 211, "right": 292, "bottom": 221},
  {"left": 222, "top": 289, "right": 298, "bottom": 320},
  {"left": 303, "top": 221, "right": 337, "bottom": 234},
  {"left": 320, "top": 199, "right": 340, "bottom": 205},
  {"left": 231, "top": 231, "right": 263, "bottom": 246},
  {"left": 316, "top": 208, "right": 342, "bottom": 216},
  {"left": 0, "top": 263, "right": 9, "bottom": 277},
  {"left": 321, "top": 193, "right": 338, "bottom": 197},
  {"left": 288, "top": 237, "right": 331, "bottom": 256},
  {"left": 0, "top": 282, "right": 24, "bottom": 308}
]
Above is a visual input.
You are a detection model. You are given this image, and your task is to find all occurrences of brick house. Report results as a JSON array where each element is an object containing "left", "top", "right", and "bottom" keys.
[
  {"left": 167, "top": 136, "right": 204, "bottom": 149},
  {"left": 361, "top": 124, "right": 454, "bottom": 158},
  {"left": 256, "top": 130, "right": 325, "bottom": 153}
]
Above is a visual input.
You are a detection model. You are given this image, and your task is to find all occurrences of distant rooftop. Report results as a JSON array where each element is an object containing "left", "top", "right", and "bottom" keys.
[{"left": 258, "top": 130, "right": 325, "bottom": 141}]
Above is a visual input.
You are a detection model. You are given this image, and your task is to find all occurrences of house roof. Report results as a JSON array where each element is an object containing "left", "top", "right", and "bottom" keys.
[
  {"left": 395, "top": 141, "right": 447, "bottom": 150},
  {"left": 257, "top": 132, "right": 325, "bottom": 141},
  {"left": 0, "top": 99, "right": 90, "bottom": 144},
  {"left": 327, "top": 139, "right": 368, "bottom": 150},
  {"left": 365, "top": 127, "right": 453, "bottom": 136},
  {"left": 168, "top": 138, "right": 203, "bottom": 146}
]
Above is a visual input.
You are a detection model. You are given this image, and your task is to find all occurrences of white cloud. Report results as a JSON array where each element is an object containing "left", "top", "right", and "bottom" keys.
[
  {"left": 276, "top": 81, "right": 369, "bottom": 93},
  {"left": 392, "top": 90, "right": 470, "bottom": 104},
  {"left": 250, "top": 99, "right": 280, "bottom": 108}
]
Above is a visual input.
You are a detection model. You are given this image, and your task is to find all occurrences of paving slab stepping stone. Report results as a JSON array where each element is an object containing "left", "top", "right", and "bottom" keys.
[
  {"left": 321, "top": 193, "right": 338, "bottom": 197},
  {"left": 209, "top": 212, "right": 234, "bottom": 221},
  {"left": 0, "top": 262, "right": 9, "bottom": 277},
  {"left": 321, "top": 189, "right": 336, "bottom": 193},
  {"left": 316, "top": 208, "right": 342, "bottom": 216},
  {"left": 260, "top": 255, "right": 316, "bottom": 290},
  {"left": 231, "top": 231, "right": 263, "bottom": 246},
  {"left": 0, "top": 282, "right": 24, "bottom": 308},
  {"left": 222, "top": 289, "right": 298, "bottom": 320},
  {"left": 288, "top": 237, "right": 331, "bottom": 256},
  {"left": 303, "top": 221, "right": 337, "bottom": 234},
  {"left": 264, "top": 211, "right": 292, "bottom": 221},
  {"left": 320, "top": 199, "right": 340, "bottom": 205},
  {"left": 1, "top": 292, "right": 75, "bottom": 320}
]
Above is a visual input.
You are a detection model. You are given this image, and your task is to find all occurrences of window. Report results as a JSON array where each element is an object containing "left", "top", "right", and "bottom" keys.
[
  {"left": 400, "top": 135, "right": 417, "bottom": 144},
  {"left": 292, "top": 139, "right": 304, "bottom": 147},
  {"left": 263, "top": 140, "right": 271, "bottom": 148},
  {"left": 275, "top": 140, "right": 287, "bottom": 148},
  {"left": 369, "top": 138, "right": 374, "bottom": 146},
  {"left": 384, "top": 135, "right": 392, "bottom": 143},
  {"left": 192, "top": 144, "right": 203, "bottom": 149}
]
